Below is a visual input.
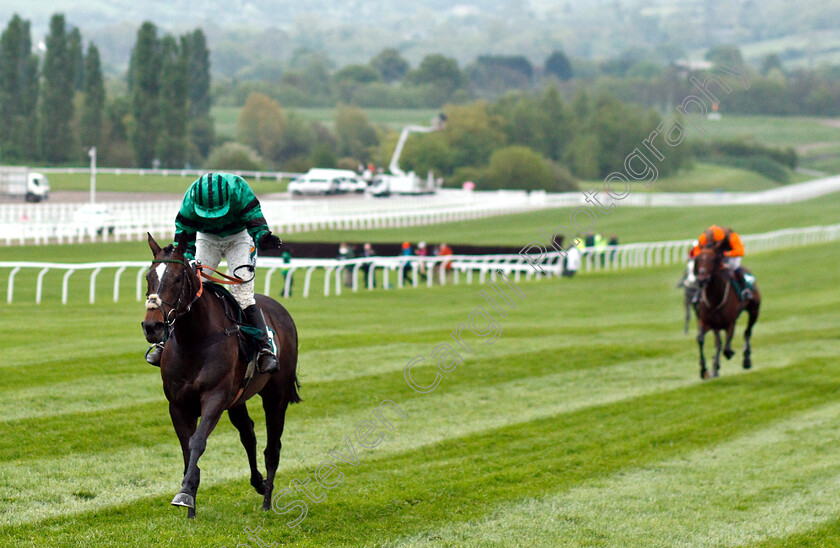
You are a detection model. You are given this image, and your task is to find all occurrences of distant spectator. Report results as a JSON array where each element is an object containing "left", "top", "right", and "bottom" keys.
[
  {"left": 563, "top": 245, "right": 581, "bottom": 277},
  {"left": 438, "top": 242, "right": 453, "bottom": 281},
  {"left": 280, "top": 249, "right": 293, "bottom": 296},
  {"left": 416, "top": 241, "right": 428, "bottom": 278},
  {"left": 585, "top": 232, "right": 596, "bottom": 248},
  {"left": 337, "top": 242, "right": 356, "bottom": 287},
  {"left": 361, "top": 242, "right": 377, "bottom": 288},
  {"left": 594, "top": 233, "right": 607, "bottom": 267},
  {"left": 399, "top": 241, "right": 414, "bottom": 284},
  {"left": 608, "top": 235, "right": 619, "bottom": 263}
]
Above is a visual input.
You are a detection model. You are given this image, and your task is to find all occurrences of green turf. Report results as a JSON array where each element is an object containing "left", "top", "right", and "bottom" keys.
[
  {"left": 287, "top": 191, "right": 840, "bottom": 246},
  {"left": 685, "top": 114, "right": 840, "bottom": 148},
  {"left": 212, "top": 106, "right": 441, "bottom": 137},
  {"left": 44, "top": 172, "right": 288, "bottom": 195},
  {"left": 0, "top": 235, "right": 838, "bottom": 546},
  {"left": 577, "top": 161, "right": 804, "bottom": 194}
]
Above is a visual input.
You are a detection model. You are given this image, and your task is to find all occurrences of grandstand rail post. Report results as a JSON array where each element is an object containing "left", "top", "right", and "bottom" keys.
[
  {"left": 89, "top": 267, "right": 102, "bottom": 304},
  {"left": 7, "top": 266, "right": 21, "bottom": 303}
]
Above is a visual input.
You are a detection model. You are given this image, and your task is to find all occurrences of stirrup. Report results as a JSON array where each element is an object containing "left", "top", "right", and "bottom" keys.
[
  {"left": 257, "top": 349, "right": 279, "bottom": 374},
  {"left": 145, "top": 343, "right": 164, "bottom": 367}
]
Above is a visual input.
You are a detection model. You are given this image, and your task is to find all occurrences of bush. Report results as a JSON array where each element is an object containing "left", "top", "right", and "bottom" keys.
[
  {"left": 483, "top": 146, "right": 555, "bottom": 191},
  {"left": 206, "top": 142, "right": 266, "bottom": 171},
  {"left": 706, "top": 154, "right": 791, "bottom": 183}
]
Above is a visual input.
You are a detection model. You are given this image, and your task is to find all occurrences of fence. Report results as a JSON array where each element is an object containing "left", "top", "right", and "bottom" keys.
[
  {"left": 0, "top": 190, "right": 541, "bottom": 246},
  {"left": 3, "top": 223, "right": 838, "bottom": 304}
]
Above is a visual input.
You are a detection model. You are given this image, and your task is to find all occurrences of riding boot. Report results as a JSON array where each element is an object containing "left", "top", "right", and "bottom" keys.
[
  {"left": 734, "top": 268, "right": 753, "bottom": 300},
  {"left": 145, "top": 343, "right": 164, "bottom": 367},
  {"left": 243, "top": 304, "right": 279, "bottom": 374}
]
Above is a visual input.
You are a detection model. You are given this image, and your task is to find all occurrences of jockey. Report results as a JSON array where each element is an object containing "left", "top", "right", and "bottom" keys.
[
  {"left": 145, "top": 172, "right": 283, "bottom": 373},
  {"left": 690, "top": 225, "right": 753, "bottom": 300}
]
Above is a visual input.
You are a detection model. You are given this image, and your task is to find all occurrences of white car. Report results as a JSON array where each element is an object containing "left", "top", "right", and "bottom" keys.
[
  {"left": 287, "top": 174, "right": 340, "bottom": 196},
  {"left": 72, "top": 203, "right": 116, "bottom": 236}
]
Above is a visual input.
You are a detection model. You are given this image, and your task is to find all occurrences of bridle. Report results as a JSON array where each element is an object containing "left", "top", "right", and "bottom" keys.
[
  {"left": 146, "top": 258, "right": 204, "bottom": 334},
  {"left": 696, "top": 250, "right": 729, "bottom": 311}
]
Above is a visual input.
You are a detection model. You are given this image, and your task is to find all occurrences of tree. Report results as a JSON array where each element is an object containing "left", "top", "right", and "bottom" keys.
[
  {"left": 334, "top": 104, "right": 378, "bottom": 161},
  {"left": 79, "top": 43, "right": 105, "bottom": 155},
  {"left": 67, "top": 27, "right": 84, "bottom": 91},
  {"left": 182, "top": 29, "right": 214, "bottom": 159},
  {"left": 39, "top": 13, "right": 76, "bottom": 163},
  {"left": 405, "top": 54, "right": 467, "bottom": 99},
  {"left": 0, "top": 14, "right": 39, "bottom": 160},
  {"left": 544, "top": 50, "right": 574, "bottom": 81},
  {"left": 130, "top": 21, "right": 161, "bottom": 167},
  {"left": 183, "top": 29, "right": 211, "bottom": 119},
  {"left": 441, "top": 101, "right": 506, "bottom": 167},
  {"left": 237, "top": 92, "right": 286, "bottom": 164},
  {"left": 370, "top": 48, "right": 410, "bottom": 82},
  {"left": 467, "top": 55, "right": 533, "bottom": 96},
  {"left": 156, "top": 35, "right": 188, "bottom": 168}
]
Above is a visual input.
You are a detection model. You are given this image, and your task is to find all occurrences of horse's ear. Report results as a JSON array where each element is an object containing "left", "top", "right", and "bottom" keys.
[
  {"left": 174, "top": 231, "right": 189, "bottom": 253},
  {"left": 148, "top": 233, "right": 162, "bottom": 256}
]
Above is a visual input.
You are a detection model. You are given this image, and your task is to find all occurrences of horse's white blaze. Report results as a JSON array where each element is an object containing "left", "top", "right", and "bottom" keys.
[{"left": 155, "top": 263, "right": 167, "bottom": 282}]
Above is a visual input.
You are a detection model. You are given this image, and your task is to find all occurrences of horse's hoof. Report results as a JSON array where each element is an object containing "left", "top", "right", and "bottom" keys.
[
  {"left": 701, "top": 370, "right": 709, "bottom": 380},
  {"left": 171, "top": 492, "right": 195, "bottom": 509},
  {"left": 743, "top": 360, "right": 752, "bottom": 370},
  {"left": 252, "top": 478, "right": 266, "bottom": 496},
  {"left": 724, "top": 349, "right": 735, "bottom": 360}
]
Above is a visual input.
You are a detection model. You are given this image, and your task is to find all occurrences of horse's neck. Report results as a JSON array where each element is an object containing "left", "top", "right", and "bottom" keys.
[
  {"left": 705, "top": 270, "right": 730, "bottom": 304},
  {"left": 171, "top": 293, "right": 219, "bottom": 345}
]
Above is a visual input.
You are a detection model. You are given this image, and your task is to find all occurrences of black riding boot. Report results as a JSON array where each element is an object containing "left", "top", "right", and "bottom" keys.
[
  {"left": 243, "top": 304, "right": 279, "bottom": 374},
  {"left": 145, "top": 343, "right": 164, "bottom": 367},
  {"left": 734, "top": 268, "right": 753, "bottom": 300}
]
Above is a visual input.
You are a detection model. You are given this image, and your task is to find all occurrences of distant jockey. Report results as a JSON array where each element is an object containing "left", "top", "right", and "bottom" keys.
[{"left": 690, "top": 225, "right": 754, "bottom": 301}]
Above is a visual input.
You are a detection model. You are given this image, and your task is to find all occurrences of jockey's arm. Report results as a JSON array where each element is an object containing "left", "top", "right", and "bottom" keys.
[
  {"left": 724, "top": 232, "right": 745, "bottom": 258},
  {"left": 174, "top": 212, "right": 199, "bottom": 260}
]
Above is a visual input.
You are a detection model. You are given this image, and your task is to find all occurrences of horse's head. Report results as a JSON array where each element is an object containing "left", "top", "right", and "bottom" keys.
[
  {"left": 693, "top": 246, "right": 723, "bottom": 286},
  {"left": 141, "top": 232, "right": 199, "bottom": 343}
]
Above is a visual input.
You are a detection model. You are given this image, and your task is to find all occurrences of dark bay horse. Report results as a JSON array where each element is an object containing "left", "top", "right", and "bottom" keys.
[
  {"left": 693, "top": 247, "right": 760, "bottom": 379},
  {"left": 141, "top": 233, "right": 299, "bottom": 518}
]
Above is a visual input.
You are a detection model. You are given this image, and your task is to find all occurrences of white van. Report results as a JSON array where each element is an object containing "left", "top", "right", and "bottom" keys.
[{"left": 287, "top": 169, "right": 366, "bottom": 196}]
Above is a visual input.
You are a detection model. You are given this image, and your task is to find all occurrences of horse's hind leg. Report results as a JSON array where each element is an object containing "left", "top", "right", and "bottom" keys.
[
  {"left": 712, "top": 330, "right": 722, "bottom": 378},
  {"left": 723, "top": 323, "right": 736, "bottom": 361},
  {"left": 173, "top": 393, "right": 227, "bottom": 519},
  {"left": 743, "top": 301, "right": 760, "bottom": 370},
  {"left": 261, "top": 385, "right": 291, "bottom": 511},
  {"left": 228, "top": 403, "right": 265, "bottom": 495}
]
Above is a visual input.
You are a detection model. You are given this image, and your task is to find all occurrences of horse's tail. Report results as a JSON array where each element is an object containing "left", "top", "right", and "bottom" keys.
[{"left": 287, "top": 314, "right": 301, "bottom": 405}]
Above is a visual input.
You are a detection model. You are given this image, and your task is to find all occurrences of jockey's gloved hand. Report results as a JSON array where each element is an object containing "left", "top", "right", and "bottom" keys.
[{"left": 258, "top": 233, "right": 283, "bottom": 250}]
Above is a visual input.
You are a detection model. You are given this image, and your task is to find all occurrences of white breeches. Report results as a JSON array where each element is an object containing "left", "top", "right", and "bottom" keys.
[
  {"left": 725, "top": 256, "right": 741, "bottom": 270},
  {"left": 195, "top": 230, "right": 256, "bottom": 308}
]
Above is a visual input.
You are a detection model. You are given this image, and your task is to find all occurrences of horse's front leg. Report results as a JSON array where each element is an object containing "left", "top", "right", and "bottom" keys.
[
  {"left": 743, "top": 301, "right": 759, "bottom": 370},
  {"left": 697, "top": 322, "right": 709, "bottom": 379},
  {"left": 172, "top": 392, "right": 227, "bottom": 519},
  {"left": 169, "top": 403, "right": 198, "bottom": 478}
]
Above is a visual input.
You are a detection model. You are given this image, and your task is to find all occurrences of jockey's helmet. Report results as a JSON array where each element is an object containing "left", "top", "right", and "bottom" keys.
[{"left": 192, "top": 173, "right": 232, "bottom": 218}]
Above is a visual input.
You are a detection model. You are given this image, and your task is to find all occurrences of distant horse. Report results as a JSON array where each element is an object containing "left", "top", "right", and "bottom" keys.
[
  {"left": 141, "top": 233, "right": 300, "bottom": 518},
  {"left": 677, "top": 259, "right": 699, "bottom": 334},
  {"left": 693, "top": 247, "right": 760, "bottom": 379}
]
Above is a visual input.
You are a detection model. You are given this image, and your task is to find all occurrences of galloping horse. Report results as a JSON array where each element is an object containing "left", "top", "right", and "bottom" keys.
[
  {"left": 141, "top": 233, "right": 299, "bottom": 518},
  {"left": 693, "top": 246, "right": 760, "bottom": 379}
]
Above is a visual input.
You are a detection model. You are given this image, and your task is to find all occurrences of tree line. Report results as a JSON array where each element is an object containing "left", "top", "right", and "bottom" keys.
[{"left": 0, "top": 14, "right": 212, "bottom": 168}]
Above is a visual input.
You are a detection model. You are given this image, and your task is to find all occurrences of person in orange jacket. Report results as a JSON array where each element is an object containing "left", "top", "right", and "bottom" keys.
[{"left": 690, "top": 225, "right": 753, "bottom": 300}]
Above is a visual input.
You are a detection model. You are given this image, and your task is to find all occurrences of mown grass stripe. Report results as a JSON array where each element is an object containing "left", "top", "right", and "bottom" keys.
[
  {"left": 0, "top": 340, "right": 831, "bottom": 528},
  {"left": 2, "top": 356, "right": 837, "bottom": 547},
  {"left": 391, "top": 400, "right": 840, "bottom": 547}
]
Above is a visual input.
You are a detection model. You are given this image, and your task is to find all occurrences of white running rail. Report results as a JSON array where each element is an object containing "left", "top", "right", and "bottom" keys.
[{"left": 2, "top": 223, "right": 838, "bottom": 304}]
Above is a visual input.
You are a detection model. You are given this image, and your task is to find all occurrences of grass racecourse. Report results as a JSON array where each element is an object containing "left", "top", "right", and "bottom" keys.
[{"left": 1, "top": 193, "right": 840, "bottom": 546}]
